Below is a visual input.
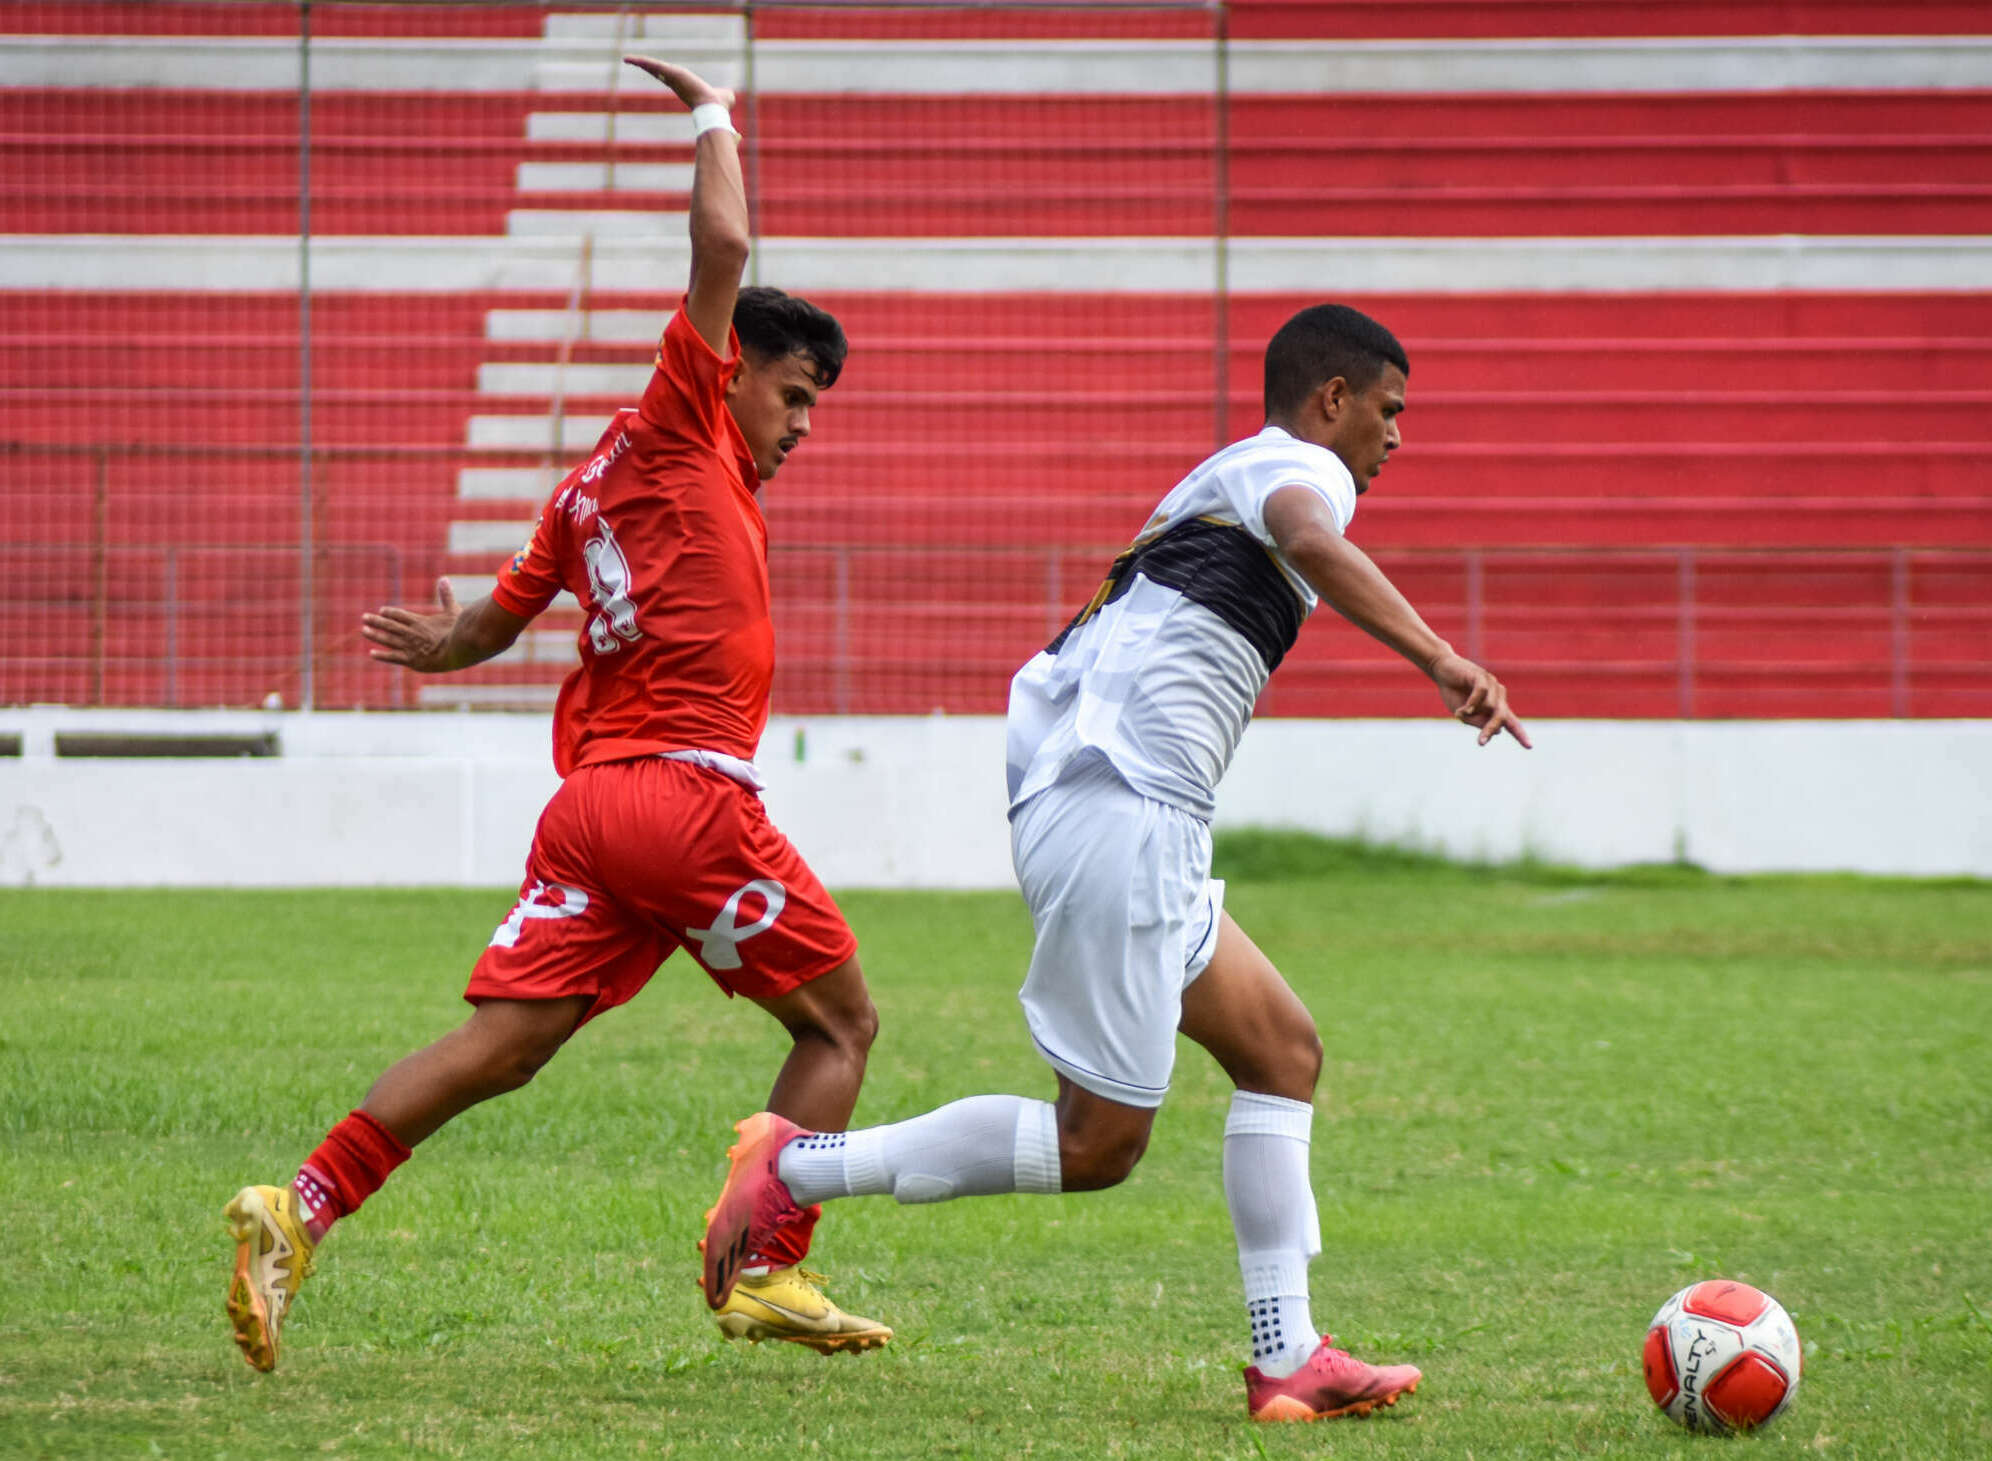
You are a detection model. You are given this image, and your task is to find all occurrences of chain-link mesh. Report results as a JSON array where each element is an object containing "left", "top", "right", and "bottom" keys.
[{"left": 3, "top": 0, "right": 1988, "bottom": 716}]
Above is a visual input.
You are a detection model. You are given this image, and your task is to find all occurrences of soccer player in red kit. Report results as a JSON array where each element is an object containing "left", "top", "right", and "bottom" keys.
[{"left": 222, "top": 57, "right": 890, "bottom": 1371}]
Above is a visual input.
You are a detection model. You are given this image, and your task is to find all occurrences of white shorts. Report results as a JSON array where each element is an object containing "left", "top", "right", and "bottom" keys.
[{"left": 1010, "top": 757, "right": 1225, "bottom": 1109}]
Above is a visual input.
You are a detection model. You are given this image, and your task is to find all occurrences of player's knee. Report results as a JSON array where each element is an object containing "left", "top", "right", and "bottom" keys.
[
  {"left": 489, "top": 1050, "right": 547, "bottom": 1094},
  {"left": 814, "top": 968, "right": 880, "bottom": 1057},
  {"left": 464, "top": 1003, "right": 577, "bottom": 1096},
  {"left": 778, "top": 959, "right": 877, "bottom": 1060},
  {"left": 838, "top": 989, "right": 880, "bottom": 1056},
  {"left": 1057, "top": 1123, "right": 1149, "bottom": 1192},
  {"left": 1235, "top": 1018, "right": 1323, "bottom": 1099},
  {"left": 801, "top": 987, "right": 877, "bottom": 1060},
  {"left": 484, "top": 1028, "right": 566, "bottom": 1094},
  {"left": 1292, "top": 1021, "right": 1324, "bottom": 1091}
]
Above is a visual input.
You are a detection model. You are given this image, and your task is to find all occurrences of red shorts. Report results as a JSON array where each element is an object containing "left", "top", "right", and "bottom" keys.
[{"left": 467, "top": 757, "right": 857, "bottom": 1022}]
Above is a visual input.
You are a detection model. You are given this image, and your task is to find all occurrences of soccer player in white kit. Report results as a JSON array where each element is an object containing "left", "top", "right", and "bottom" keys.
[{"left": 702, "top": 304, "right": 1531, "bottom": 1420}]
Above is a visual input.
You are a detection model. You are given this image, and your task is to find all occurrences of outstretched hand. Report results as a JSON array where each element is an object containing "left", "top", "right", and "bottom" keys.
[
  {"left": 361, "top": 577, "right": 463, "bottom": 673},
  {"left": 622, "top": 55, "right": 735, "bottom": 111},
  {"left": 1430, "top": 652, "right": 1532, "bottom": 749}
]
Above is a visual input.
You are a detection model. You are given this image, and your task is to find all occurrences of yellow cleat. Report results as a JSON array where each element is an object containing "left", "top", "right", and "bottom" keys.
[
  {"left": 224, "top": 1184, "right": 316, "bottom": 1372},
  {"left": 713, "top": 1265, "right": 892, "bottom": 1355}
]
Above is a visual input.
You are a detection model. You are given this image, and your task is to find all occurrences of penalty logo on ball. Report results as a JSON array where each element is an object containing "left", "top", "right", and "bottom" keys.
[{"left": 1643, "top": 1279, "right": 1802, "bottom": 1434}]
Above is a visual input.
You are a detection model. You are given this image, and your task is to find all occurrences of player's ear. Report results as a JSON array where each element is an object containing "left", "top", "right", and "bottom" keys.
[
  {"left": 1316, "top": 376, "right": 1349, "bottom": 422},
  {"left": 726, "top": 346, "right": 768, "bottom": 401}
]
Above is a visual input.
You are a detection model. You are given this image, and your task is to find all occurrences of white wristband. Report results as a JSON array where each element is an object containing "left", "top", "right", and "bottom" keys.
[{"left": 690, "top": 103, "right": 738, "bottom": 139}]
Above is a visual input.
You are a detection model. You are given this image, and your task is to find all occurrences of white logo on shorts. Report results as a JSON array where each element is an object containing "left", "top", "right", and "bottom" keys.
[
  {"left": 489, "top": 879, "right": 591, "bottom": 948},
  {"left": 686, "top": 878, "right": 786, "bottom": 970}
]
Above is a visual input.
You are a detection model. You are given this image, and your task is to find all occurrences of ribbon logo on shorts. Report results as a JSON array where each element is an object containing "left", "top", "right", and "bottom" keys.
[
  {"left": 687, "top": 878, "right": 786, "bottom": 970},
  {"left": 489, "top": 879, "right": 590, "bottom": 948}
]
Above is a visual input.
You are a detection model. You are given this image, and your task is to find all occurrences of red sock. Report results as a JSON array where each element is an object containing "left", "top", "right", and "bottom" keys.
[
  {"left": 292, "top": 1110, "right": 412, "bottom": 1242},
  {"left": 750, "top": 1202, "right": 820, "bottom": 1271}
]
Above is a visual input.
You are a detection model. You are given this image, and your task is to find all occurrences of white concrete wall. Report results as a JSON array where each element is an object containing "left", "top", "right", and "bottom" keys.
[
  {"left": 1223, "top": 719, "right": 1992, "bottom": 877},
  {"left": 1, "top": 709, "right": 1986, "bottom": 887}
]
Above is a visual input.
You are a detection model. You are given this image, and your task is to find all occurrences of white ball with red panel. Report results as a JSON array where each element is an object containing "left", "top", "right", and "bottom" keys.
[{"left": 1643, "top": 1279, "right": 1802, "bottom": 1434}]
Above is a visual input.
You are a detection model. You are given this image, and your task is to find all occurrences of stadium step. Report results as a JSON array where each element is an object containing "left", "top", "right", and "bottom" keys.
[{"left": 541, "top": 11, "right": 747, "bottom": 43}]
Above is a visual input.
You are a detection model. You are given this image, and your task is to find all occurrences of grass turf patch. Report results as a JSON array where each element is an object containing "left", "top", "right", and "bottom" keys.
[{"left": 1, "top": 842, "right": 1988, "bottom": 1458}]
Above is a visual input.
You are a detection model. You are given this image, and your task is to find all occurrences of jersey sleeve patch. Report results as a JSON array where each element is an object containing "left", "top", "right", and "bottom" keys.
[{"left": 492, "top": 500, "right": 565, "bottom": 618}]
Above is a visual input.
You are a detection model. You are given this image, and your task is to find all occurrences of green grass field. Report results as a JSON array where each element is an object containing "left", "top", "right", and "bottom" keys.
[{"left": 2, "top": 836, "right": 1988, "bottom": 1459}]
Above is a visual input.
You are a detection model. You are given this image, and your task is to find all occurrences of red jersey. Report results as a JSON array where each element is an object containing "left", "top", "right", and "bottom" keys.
[{"left": 491, "top": 301, "right": 773, "bottom": 777}]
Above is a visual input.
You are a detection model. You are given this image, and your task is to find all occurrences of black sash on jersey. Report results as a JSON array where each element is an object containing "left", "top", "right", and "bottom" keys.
[{"left": 1046, "top": 516, "right": 1305, "bottom": 673}]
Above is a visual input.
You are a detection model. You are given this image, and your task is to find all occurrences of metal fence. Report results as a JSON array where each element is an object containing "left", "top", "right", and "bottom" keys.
[{"left": 5, "top": 0, "right": 1986, "bottom": 718}]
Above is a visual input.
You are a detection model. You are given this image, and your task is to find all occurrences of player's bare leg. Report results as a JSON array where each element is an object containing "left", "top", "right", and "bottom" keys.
[
  {"left": 224, "top": 995, "right": 588, "bottom": 1371},
  {"left": 703, "top": 956, "right": 892, "bottom": 1353},
  {"left": 358, "top": 995, "right": 591, "bottom": 1146},
  {"left": 1179, "top": 914, "right": 1421, "bottom": 1420},
  {"left": 751, "top": 955, "right": 877, "bottom": 1132},
  {"left": 1049, "top": 1076, "right": 1156, "bottom": 1191},
  {"left": 1176, "top": 914, "right": 1321, "bottom": 1103}
]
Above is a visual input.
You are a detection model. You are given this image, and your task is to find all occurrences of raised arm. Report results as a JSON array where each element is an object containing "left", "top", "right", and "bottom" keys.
[
  {"left": 361, "top": 578, "right": 529, "bottom": 674},
  {"left": 1265, "top": 484, "right": 1531, "bottom": 748},
  {"left": 622, "top": 55, "right": 748, "bottom": 356}
]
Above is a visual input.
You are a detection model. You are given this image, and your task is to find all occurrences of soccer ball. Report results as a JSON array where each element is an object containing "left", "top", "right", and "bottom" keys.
[{"left": 1642, "top": 1280, "right": 1802, "bottom": 1434}]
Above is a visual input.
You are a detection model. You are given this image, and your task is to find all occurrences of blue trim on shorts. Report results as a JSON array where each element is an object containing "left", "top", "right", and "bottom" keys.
[
  {"left": 1189, "top": 899, "right": 1217, "bottom": 965},
  {"left": 1028, "top": 1028, "right": 1170, "bottom": 1110}
]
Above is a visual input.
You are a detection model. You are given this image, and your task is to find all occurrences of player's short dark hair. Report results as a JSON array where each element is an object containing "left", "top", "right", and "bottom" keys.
[
  {"left": 1262, "top": 303, "right": 1408, "bottom": 418},
  {"left": 733, "top": 286, "right": 847, "bottom": 389}
]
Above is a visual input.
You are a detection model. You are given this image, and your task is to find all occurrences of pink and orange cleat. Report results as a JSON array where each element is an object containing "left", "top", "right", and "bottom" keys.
[
  {"left": 1245, "top": 1336, "right": 1423, "bottom": 1422},
  {"left": 700, "top": 1111, "right": 808, "bottom": 1308}
]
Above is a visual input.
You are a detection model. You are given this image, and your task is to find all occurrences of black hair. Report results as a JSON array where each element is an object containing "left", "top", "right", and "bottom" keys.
[
  {"left": 733, "top": 286, "right": 847, "bottom": 389},
  {"left": 1262, "top": 303, "right": 1408, "bottom": 419}
]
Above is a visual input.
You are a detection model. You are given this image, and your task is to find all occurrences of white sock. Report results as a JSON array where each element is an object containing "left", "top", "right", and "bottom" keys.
[
  {"left": 1225, "top": 1089, "right": 1322, "bottom": 1378},
  {"left": 778, "top": 1094, "right": 1062, "bottom": 1206}
]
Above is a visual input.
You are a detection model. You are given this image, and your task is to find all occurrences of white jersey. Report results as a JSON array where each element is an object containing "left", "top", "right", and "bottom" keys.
[{"left": 1006, "top": 425, "right": 1358, "bottom": 822}]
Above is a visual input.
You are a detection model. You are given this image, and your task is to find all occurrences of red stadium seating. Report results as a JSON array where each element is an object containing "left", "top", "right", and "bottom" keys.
[
  {"left": 2, "top": 1, "right": 1988, "bottom": 714},
  {"left": 763, "top": 1, "right": 1983, "bottom": 41},
  {"left": 8, "top": 90, "right": 1990, "bottom": 238}
]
